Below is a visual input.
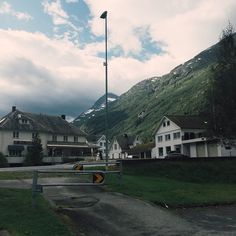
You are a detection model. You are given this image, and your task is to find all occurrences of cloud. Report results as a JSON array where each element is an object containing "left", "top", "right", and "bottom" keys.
[
  {"left": 0, "top": 29, "right": 104, "bottom": 117},
  {"left": 85, "top": 0, "right": 236, "bottom": 65},
  {"left": 1, "top": 1, "right": 236, "bottom": 118},
  {"left": 65, "top": 0, "right": 78, "bottom": 3},
  {"left": 0, "top": 1, "right": 32, "bottom": 21},
  {"left": 42, "top": 0, "right": 69, "bottom": 25}
]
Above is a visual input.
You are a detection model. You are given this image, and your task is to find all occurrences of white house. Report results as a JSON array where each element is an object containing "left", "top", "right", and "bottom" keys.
[
  {"left": 109, "top": 134, "right": 142, "bottom": 159},
  {"left": 152, "top": 115, "right": 236, "bottom": 158},
  {"left": 0, "top": 106, "right": 94, "bottom": 164},
  {"left": 97, "top": 135, "right": 109, "bottom": 158}
]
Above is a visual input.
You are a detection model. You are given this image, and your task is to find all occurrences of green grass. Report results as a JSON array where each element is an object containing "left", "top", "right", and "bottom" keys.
[
  {"left": 0, "top": 188, "right": 73, "bottom": 236},
  {"left": 0, "top": 171, "right": 33, "bottom": 180},
  {"left": 105, "top": 159, "right": 236, "bottom": 207}
]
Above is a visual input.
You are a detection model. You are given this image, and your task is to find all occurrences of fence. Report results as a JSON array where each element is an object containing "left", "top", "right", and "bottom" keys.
[{"left": 32, "top": 160, "right": 122, "bottom": 207}]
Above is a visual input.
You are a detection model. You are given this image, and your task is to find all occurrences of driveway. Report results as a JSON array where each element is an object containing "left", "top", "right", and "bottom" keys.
[
  {"left": 42, "top": 181, "right": 236, "bottom": 236},
  {"left": 0, "top": 178, "right": 236, "bottom": 236}
]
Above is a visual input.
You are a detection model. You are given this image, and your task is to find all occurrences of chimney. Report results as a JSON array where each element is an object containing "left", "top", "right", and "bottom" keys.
[
  {"left": 12, "top": 106, "right": 16, "bottom": 112},
  {"left": 61, "top": 114, "right": 66, "bottom": 120}
]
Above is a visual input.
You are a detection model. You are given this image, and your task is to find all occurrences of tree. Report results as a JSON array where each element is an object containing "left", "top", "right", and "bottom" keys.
[
  {"left": 207, "top": 22, "right": 236, "bottom": 138},
  {"left": 25, "top": 136, "right": 43, "bottom": 166}
]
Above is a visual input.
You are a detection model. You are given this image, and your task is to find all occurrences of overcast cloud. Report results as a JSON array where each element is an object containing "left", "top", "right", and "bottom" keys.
[{"left": 0, "top": 0, "right": 235, "bottom": 119}]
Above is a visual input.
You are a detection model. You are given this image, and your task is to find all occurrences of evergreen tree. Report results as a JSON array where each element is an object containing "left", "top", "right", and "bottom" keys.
[{"left": 25, "top": 136, "right": 43, "bottom": 166}]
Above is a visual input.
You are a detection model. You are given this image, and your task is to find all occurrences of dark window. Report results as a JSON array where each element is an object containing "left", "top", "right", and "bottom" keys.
[
  {"left": 9, "top": 150, "right": 22, "bottom": 156},
  {"left": 158, "top": 136, "right": 163, "bottom": 142},
  {"left": 63, "top": 136, "right": 68, "bottom": 142},
  {"left": 13, "top": 131, "right": 19, "bottom": 138},
  {"left": 32, "top": 133, "right": 38, "bottom": 139},
  {"left": 165, "top": 134, "right": 171, "bottom": 141},
  {"left": 74, "top": 136, "right": 78, "bottom": 142},
  {"left": 22, "top": 119, "right": 28, "bottom": 124},
  {"left": 166, "top": 146, "right": 171, "bottom": 154},
  {"left": 52, "top": 135, "right": 57, "bottom": 141},
  {"left": 163, "top": 122, "right": 166, "bottom": 127},
  {"left": 167, "top": 120, "right": 170, "bottom": 126},
  {"left": 173, "top": 132, "right": 180, "bottom": 139},
  {"left": 158, "top": 147, "right": 163, "bottom": 156},
  {"left": 114, "top": 144, "right": 117, "bottom": 150}
]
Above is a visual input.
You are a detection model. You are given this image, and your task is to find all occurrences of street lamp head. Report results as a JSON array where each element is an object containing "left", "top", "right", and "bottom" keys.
[{"left": 100, "top": 11, "right": 107, "bottom": 19}]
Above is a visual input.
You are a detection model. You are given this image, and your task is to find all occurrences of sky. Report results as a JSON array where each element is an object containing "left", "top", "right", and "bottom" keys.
[{"left": 0, "top": 0, "right": 236, "bottom": 120}]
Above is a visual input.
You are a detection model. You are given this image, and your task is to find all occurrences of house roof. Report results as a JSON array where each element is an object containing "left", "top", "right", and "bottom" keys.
[
  {"left": 155, "top": 115, "right": 208, "bottom": 133},
  {"left": 166, "top": 115, "right": 208, "bottom": 129},
  {"left": 115, "top": 134, "right": 136, "bottom": 151},
  {"left": 0, "top": 108, "right": 86, "bottom": 136}
]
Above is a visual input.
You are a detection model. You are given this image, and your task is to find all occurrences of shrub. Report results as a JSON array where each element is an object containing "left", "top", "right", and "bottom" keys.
[{"left": 0, "top": 152, "right": 8, "bottom": 167}]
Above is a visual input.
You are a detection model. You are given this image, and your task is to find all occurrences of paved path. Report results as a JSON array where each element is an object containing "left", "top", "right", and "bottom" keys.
[{"left": 0, "top": 178, "right": 236, "bottom": 236}]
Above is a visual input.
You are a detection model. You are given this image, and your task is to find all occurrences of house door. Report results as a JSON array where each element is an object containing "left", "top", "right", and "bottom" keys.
[
  {"left": 196, "top": 143, "right": 206, "bottom": 157},
  {"left": 208, "top": 143, "right": 218, "bottom": 157}
]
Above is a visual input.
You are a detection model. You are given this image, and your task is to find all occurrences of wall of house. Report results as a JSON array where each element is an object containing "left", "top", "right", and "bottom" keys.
[
  {"left": 133, "top": 136, "right": 142, "bottom": 147},
  {"left": 0, "top": 130, "right": 14, "bottom": 155},
  {"left": 154, "top": 117, "right": 182, "bottom": 158},
  {"left": 220, "top": 144, "right": 236, "bottom": 157},
  {"left": 97, "top": 135, "right": 106, "bottom": 157},
  {"left": 0, "top": 129, "right": 87, "bottom": 157},
  {"left": 109, "top": 139, "right": 122, "bottom": 159}
]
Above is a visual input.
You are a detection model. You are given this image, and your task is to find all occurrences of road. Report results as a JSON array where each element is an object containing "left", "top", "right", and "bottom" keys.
[
  {"left": 41, "top": 178, "right": 236, "bottom": 236},
  {"left": 0, "top": 177, "right": 236, "bottom": 235}
]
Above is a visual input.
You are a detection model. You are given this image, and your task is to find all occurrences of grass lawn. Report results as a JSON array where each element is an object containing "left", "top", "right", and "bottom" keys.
[
  {"left": 105, "top": 159, "right": 236, "bottom": 207},
  {"left": 0, "top": 171, "right": 33, "bottom": 180},
  {"left": 0, "top": 188, "right": 74, "bottom": 236}
]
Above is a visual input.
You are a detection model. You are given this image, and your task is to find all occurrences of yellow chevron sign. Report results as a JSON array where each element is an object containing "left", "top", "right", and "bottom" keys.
[
  {"left": 73, "top": 163, "right": 83, "bottom": 171},
  {"left": 93, "top": 172, "right": 105, "bottom": 183}
]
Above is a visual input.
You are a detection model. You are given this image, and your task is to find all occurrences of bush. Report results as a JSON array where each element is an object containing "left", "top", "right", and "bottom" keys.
[{"left": 0, "top": 152, "right": 8, "bottom": 167}]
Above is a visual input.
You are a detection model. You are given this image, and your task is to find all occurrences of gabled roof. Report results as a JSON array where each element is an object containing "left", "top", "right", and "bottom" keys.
[
  {"left": 155, "top": 115, "right": 208, "bottom": 133},
  {"left": 0, "top": 109, "right": 85, "bottom": 136},
  {"left": 166, "top": 115, "right": 208, "bottom": 129},
  {"left": 114, "top": 134, "right": 136, "bottom": 151}
]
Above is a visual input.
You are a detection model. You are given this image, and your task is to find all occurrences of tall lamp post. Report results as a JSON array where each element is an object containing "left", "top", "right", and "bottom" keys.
[{"left": 100, "top": 11, "right": 109, "bottom": 168}]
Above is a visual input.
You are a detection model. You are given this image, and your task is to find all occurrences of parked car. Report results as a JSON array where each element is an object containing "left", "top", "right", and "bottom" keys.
[{"left": 165, "top": 152, "right": 189, "bottom": 159}]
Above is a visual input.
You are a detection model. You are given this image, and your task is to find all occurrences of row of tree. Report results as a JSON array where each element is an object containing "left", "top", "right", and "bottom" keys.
[{"left": 206, "top": 22, "right": 236, "bottom": 138}]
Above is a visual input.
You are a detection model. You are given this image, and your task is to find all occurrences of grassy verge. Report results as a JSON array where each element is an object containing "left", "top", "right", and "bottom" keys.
[
  {"left": 105, "top": 159, "right": 236, "bottom": 208},
  {"left": 0, "top": 171, "right": 33, "bottom": 180},
  {"left": 0, "top": 188, "right": 73, "bottom": 236}
]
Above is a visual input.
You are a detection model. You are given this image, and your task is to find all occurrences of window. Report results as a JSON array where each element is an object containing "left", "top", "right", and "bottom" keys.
[
  {"left": 22, "top": 119, "right": 28, "bottom": 124},
  {"left": 74, "top": 136, "right": 78, "bottom": 142},
  {"left": 63, "top": 136, "right": 68, "bottom": 142},
  {"left": 32, "top": 133, "right": 38, "bottom": 139},
  {"left": 163, "top": 122, "right": 166, "bottom": 127},
  {"left": 13, "top": 131, "right": 19, "bottom": 138},
  {"left": 158, "top": 147, "right": 163, "bottom": 156},
  {"left": 52, "top": 135, "right": 57, "bottom": 141},
  {"left": 173, "top": 132, "right": 180, "bottom": 139},
  {"left": 157, "top": 136, "right": 163, "bottom": 142},
  {"left": 100, "top": 142, "right": 103, "bottom": 147},
  {"left": 165, "top": 134, "right": 171, "bottom": 141},
  {"left": 166, "top": 146, "right": 171, "bottom": 154},
  {"left": 114, "top": 144, "right": 117, "bottom": 150},
  {"left": 9, "top": 150, "right": 22, "bottom": 156},
  {"left": 167, "top": 120, "right": 170, "bottom": 126}
]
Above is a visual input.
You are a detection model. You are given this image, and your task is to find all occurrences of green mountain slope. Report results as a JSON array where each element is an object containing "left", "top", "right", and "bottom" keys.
[{"left": 75, "top": 40, "right": 223, "bottom": 141}]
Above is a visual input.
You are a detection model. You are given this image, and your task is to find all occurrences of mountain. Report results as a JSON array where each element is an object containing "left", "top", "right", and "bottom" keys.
[
  {"left": 73, "top": 93, "right": 118, "bottom": 129},
  {"left": 73, "top": 35, "right": 235, "bottom": 141}
]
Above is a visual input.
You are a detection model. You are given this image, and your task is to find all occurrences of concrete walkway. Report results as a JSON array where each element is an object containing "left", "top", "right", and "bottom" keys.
[{"left": 0, "top": 178, "right": 236, "bottom": 235}]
